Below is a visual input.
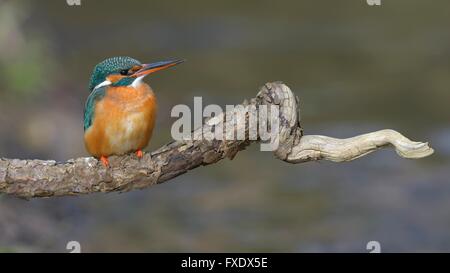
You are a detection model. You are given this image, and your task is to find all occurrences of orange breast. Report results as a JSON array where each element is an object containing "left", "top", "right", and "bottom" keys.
[{"left": 84, "top": 84, "right": 157, "bottom": 158}]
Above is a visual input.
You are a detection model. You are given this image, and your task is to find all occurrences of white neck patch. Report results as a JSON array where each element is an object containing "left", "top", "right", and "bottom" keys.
[
  {"left": 130, "top": 76, "right": 145, "bottom": 88},
  {"left": 94, "top": 80, "right": 112, "bottom": 90},
  {"left": 94, "top": 76, "right": 145, "bottom": 90}
]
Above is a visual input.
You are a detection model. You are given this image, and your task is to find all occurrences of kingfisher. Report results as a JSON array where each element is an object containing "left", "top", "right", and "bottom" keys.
[{"left": 84, "top": 56, "right": 184, "bottom": 167}]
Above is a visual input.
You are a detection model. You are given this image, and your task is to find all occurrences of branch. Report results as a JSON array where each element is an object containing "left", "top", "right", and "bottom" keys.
[{"left": 0, "top": 82, "right": 434, "bottom": 199}]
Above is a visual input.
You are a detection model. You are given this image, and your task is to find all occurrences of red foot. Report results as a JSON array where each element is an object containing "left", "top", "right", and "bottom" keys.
[
  {"left": 100, "top": 156, "right": 110, "bottom": 167},
  {"left": 136, "top": 150, "right": 144, "bottom": 159}
]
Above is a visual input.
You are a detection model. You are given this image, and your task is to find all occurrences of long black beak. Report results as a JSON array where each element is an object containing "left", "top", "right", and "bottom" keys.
[{"left": 133, "top": 59, "right": 185, "bottom": 78}]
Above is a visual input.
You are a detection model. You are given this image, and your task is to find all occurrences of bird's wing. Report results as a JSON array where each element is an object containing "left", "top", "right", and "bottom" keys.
[{"left": 84, "top": 86, "right": 106, "bottom": 131}]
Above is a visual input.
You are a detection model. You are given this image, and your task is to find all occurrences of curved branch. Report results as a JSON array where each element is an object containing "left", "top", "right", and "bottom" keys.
[
  {"left": 287, "top": 130, "right": 434, "bottom": 163},
  {"left": 0, "top": 82, "right": 434, "bottom": 199}
]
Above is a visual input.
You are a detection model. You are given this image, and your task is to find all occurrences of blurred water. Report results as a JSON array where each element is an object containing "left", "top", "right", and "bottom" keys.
[{"left": 0, "top": 0, "right": 449, "bottom": 252}]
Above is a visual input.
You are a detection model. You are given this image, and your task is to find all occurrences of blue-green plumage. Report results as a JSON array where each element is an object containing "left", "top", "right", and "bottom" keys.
[
  {"left": 84, "top": 86, "right": 106, "bottom": 131},
  {"left": 113, "top": 77, "right": 135, "bottom": 87},
  {"left": 85, "top": 56, "right": 144, "bottom": 131},
  {"left": 84, "top": 56, "right": 184, "bottom": 164},
  {"left": 88, "top": 56, "right": 141, "bottom": 91},
  {"left": 85, "top": 57, "right": 185, "bottom": 131}
]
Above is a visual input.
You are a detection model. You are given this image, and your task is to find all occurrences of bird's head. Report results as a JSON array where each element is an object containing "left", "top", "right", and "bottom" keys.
[{"left": 88, "top": 56, "right": 184, "bottom": 91}]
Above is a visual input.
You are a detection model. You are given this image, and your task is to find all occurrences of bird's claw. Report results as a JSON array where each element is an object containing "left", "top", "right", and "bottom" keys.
[
  {"left": 100, "top": 156, "right": 110, "bottom": 167},
  {"left": 136, "top": 150, "right": 144, "bottom": 159}
]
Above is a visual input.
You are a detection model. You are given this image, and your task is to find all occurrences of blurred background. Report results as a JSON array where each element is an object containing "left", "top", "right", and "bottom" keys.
[{"left": 0, "top": 0, "right": 449, "bottom": 252}]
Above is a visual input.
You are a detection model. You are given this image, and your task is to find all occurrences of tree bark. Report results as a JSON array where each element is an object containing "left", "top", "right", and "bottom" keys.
[{"left": 0, "top": 82, "right": 434, "bottom": 199}]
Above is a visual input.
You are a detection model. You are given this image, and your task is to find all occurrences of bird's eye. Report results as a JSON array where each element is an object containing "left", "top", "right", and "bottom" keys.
[{"left": 120, "top": 69, "right": 129, "bottom": 75}]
